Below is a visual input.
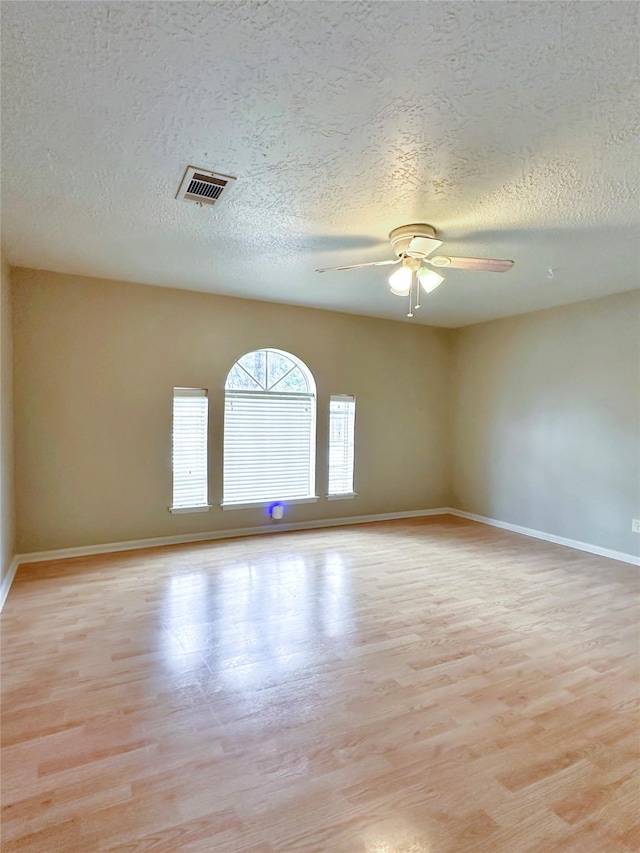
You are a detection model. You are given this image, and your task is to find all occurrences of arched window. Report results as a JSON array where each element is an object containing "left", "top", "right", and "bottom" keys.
[{"left": 223, "top": 349, "right": 317, "bottom": 506}]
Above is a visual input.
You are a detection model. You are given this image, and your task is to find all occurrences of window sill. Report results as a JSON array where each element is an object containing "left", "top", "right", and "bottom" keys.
[
  {"left": 169, "top": 505, "right": 212, "bottom": 514},
  {"left": 221, "top": 496, "right": 319, "bottom": 511},
  {"left": 326, "top": 492, "right": 358, "bottom": 501}
]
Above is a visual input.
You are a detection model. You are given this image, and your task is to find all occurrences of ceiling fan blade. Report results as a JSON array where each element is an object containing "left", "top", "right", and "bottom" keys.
[
  {"left": 406, "top": 236, "right": 443, "bottom": 257},
  {"left": 316, "top": 259, "right": 400, "bottom": 273},
  {"left": 428, "top": 256, "right": 514, "bottom": 272}
]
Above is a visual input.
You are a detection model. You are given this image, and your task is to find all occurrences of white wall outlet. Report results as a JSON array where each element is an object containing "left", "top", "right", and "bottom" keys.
[{"left": 632, "top": 519, "right": 640, "bottom": 534}]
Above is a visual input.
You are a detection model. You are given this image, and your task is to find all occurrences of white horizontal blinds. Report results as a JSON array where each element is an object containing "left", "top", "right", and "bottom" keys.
[
  {"left": 328, "top": 395, "right": 356, "bottom": 495},
  {"left": 223, "top": 391, "right": 316, "bottom": 503},
  {"left": 172, "top": 388, "right": 209, "bottom": 509}
]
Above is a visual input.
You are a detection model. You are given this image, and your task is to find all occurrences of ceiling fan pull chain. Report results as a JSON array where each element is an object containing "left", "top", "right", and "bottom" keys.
[
  {"left": 407, "top": 275, "right": 414, "bottom": 318},
  {"left": 414, "top": 272, "right": 421, "bottom": 310}
]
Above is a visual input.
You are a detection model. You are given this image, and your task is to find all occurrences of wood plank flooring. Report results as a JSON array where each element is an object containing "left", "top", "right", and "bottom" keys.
[{"left": 1, "top": 516, "right": 639, "bottom": 852}]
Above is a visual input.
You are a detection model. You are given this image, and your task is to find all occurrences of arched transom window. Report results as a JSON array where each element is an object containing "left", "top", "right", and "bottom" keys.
[{"left": 223, "top": 349, "right": 317, "bottom": 506}]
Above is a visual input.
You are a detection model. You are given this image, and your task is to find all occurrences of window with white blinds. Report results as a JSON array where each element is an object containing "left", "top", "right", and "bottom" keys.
[
  {"left": 328, "top": 395, "right": 356, "bottom": 498},
  {"left": 171, "top": 388, "right": 209, "bottom": 512},
  {"left": 223, "top": 349, "right": 317, "bottom": 507}
]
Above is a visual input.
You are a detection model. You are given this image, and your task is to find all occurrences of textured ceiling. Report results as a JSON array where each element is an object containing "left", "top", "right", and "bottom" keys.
[{"left": 1, "top": 1, "right": 638, "bottom": 326}]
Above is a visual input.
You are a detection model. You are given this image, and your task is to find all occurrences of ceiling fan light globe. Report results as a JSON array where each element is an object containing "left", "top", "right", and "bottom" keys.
[
  {"left": 417, "top": 268, "right": 444, "bottom": 294},
  {"left": 388, "top": 265, "right": 412, "bottom": 296}
]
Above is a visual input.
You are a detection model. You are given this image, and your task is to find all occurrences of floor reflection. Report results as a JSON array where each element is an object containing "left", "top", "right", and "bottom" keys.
[
  {"left": 162, "top": 549, "right": 354, "bottom": 690},
  {"left": 320, "top": 552, "right": 351, "bottom": 638},
  {"left": 161, "top": 571, "right": 210, "bottom": 672}
]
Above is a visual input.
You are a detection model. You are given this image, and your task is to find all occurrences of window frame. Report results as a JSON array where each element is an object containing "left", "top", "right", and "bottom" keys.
[
  {"left": 326, "top": 393, "right": 357, "bottom": 500},
  {"left": 169, "top": 387, "right": 211, "bottom": 514},
  {"left": 221, "top": 349, "right": 319, "bottom": 510}
]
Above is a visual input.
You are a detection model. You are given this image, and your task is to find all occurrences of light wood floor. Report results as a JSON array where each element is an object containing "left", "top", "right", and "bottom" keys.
[{"left": 1, "top": 516, "right": 639, "bottom": 852}]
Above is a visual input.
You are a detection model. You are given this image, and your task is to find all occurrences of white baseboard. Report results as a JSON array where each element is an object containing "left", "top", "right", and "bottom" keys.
[
  {"left": 5, "top": 506, "right": 636, "bottom": 611},
  {"left": 0, "top": 555, "right": 20, "bottom": 612},
  {"left": 448, "top": 509, "right": 640, "bottom": 567},
  {"left": 15, "top": 507, "right": 450, "bottom": 566}
]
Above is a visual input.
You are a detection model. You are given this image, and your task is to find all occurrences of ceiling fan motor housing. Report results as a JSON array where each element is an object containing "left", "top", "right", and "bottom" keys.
[{"left": 389, "top": 223, "right": 439, "bottom": 258}]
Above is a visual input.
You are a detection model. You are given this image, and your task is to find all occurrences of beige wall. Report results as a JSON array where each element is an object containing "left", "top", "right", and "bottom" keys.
[
  {"left": 12, "top": 268, "right": 452, "bottom": 552},
  {"left": 0, "top": 255, "right": 16, "bottom": 584},
  {"left": 11, "top": 268, "right": 639, "bottom": 559},
  {"left": 451, "top": 290, "right": 640, "bottom": 556}
]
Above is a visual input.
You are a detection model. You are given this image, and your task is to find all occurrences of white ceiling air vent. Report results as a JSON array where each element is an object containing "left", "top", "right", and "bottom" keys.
[{"left": 176, "top": 166, "right": 237, "bottom": 207}]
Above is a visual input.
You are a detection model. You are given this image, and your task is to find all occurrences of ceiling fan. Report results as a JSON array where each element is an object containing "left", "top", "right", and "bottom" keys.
[{"left": 316, "top": 223, "right": 514, "bottom": 318}]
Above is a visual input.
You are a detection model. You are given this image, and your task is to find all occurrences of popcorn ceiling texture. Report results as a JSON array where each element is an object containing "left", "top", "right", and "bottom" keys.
[{"left": 1, "top": 1, "right": 638, "bottom": 326}]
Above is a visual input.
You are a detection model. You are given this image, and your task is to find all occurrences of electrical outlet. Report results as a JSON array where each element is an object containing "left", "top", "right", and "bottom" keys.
[{"left": 632, "top": 519, "right": 640, "bottom": 534}]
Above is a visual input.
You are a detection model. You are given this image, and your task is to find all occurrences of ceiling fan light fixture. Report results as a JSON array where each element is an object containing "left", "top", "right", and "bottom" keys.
[
  {"left": 417, "top": 267, "right": 444, "bottom": 293},
  {"left": 388, "top": 265, "right": 412, "bottom": 296},
  {"left": 314, "top": 223, "right": 514, "bottom": 318}
]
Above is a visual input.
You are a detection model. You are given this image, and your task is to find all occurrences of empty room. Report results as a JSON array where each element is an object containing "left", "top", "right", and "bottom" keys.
[{"left": 1, "top": 2, "right": 639, "bottom": 852}]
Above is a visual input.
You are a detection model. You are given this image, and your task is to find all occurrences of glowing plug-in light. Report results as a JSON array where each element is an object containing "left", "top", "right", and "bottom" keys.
[
  {"left": 389, "top": 265, "right": 412, "bottom": 295},
  {"left": 268, "top": 502, "right": 284, "bottom": 520},
  {"left": 417, "top": 267, "right": 444, "bottom": 293}
]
